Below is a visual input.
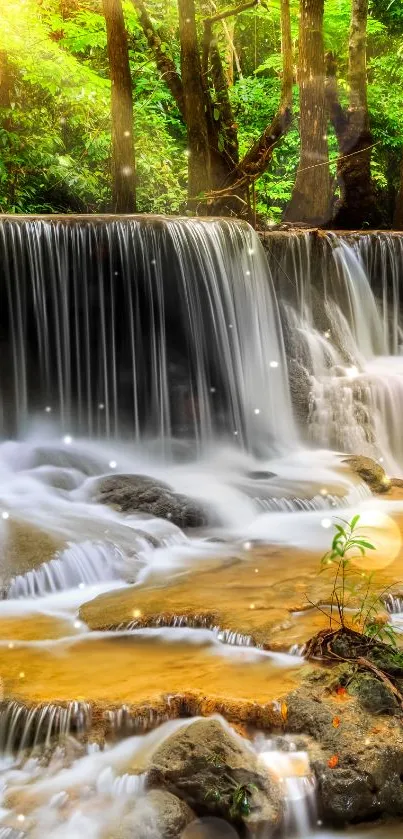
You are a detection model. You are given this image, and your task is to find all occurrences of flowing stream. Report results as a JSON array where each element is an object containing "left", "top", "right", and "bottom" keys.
[{"left": 0, "top": 217, "right": 403, "bottom": 837}]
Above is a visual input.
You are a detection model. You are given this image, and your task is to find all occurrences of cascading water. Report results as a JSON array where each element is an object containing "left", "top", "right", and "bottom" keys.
[
  {"left": 0, "top": 217, "right": 295, "bottom": 455},
  {"left": 1, "top": 218, "right": 403, "bottom": 839},
  {"left": 263, "top": 230, "right": 403, "bottom": 472}
]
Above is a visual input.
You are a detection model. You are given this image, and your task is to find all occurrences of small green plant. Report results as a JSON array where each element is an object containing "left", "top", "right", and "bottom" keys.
[
  {"left": 318, "top": 514, "right": 399, "bottom": 645},
  {"left": 229, "top": 783, "right": 257, "bottom": 819}
]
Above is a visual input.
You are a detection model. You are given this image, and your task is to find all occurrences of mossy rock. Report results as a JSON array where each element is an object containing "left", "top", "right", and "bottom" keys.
[
  {"left": 349, "top": 673, "right": 399, "bottom": 714},
  {"left": 342, "top": 455, "right": 390, "bottom": 493}
]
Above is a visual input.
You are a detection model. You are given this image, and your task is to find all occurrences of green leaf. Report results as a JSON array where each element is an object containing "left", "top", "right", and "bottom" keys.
[
  {"left": 353, "top": 540, "right": 376, "bottom": 551},
  {"left": 350, "top": 514, "right": 361, "bottom": 530}
]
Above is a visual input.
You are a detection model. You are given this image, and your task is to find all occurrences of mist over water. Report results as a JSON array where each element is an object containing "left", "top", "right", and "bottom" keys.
[{"left": 1, "top": 218, "right": 403, "bottom": 837}]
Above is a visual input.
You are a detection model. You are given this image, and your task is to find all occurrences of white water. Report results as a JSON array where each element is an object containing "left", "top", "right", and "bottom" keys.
[
  {"left": 1, "top": 221, "right": 403, "bottom": 837},
  {"left": 269, "top": 231, "right": 403, "bottom": 473},
  {"left": 0, "top": 718, "right": 318, "bottom": 838}
]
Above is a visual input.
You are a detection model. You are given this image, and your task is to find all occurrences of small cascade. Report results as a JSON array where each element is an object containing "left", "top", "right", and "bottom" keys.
[
  {"left": 384, "top": 593, "right": 403, "bottom": 615},
  {"left": 104, "top": 705, "right": 172, "bottom": 737},
  {"left": 6, "top": 541, "right": 126, "bottom": 599},
  {"left": 256, "top": 736, "right": 316, "bottom": 836},
  {"left": 0, "top": 700, "right": 91, "bottom": 755},
  {"left": 264, "top": 230, "right": 403, "bottom": 471},
  {"left": 96, "top": 766, "right": 146, "bottom": 798}
]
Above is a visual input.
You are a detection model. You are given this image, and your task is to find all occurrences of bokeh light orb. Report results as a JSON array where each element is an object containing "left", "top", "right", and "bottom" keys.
[{"left": 349, "top": 509, "right": 401, "bottom": 571}]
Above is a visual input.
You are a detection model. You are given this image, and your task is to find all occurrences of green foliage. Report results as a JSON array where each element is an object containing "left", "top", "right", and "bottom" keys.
[
  {"left": 0, "top": 0, "right": 185, "bottom": 214},
  {"left": 229, "top": 783, "right": 257, "bottom": 819},
  {"left": 0, "top": 0, "right": 402, "bottom": 218},
  {"left": 319, "top": 515, "right": 399, "bottom": 647}
]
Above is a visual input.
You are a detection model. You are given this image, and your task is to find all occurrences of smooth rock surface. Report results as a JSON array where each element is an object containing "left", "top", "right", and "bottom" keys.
[
  {"left": 94, "top": 473, "right": 211, "bottom": 528},
  {"left": 116, "top": 789, "right": 195, "bottom": 839},
  {"left": 342, "top": 455, "right": 391, "bottom": 493},
  {"left": 146, "top": 718, "right": 282, "bottom": 834}
]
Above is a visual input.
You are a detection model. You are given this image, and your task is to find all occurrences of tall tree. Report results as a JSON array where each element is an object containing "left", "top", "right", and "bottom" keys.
[
  {"left": 178, "top": 0, "right": 211, "bottom": 202},
  {"left": 285, "top": 0, "right": 332, "bottom": 224},
  {"left": 325, "top": 0, "right": 378, "bottom": 228},
  {"left": 132, "top": 0, "right": 293, "bottom": 219},
  {"left": 0, "top": 49, "right": 12, "bottom": 116},
  {"left": 102, "top": 0, "right": 136, "bottom": 213},
  {"left": 395, "top": 152, "right": 403, "bottom": 230}
]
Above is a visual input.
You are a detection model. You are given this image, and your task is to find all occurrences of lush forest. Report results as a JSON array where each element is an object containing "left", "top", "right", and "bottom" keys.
[{"left": 0, "top": 0, "right": 402, "bottom": 227}]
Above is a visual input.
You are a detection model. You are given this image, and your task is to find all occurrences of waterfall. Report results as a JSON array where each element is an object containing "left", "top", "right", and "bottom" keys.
[
  {"left": 6, "top": 541, "right": 126, "bottom": 599},
  {"left": 262, "top": 230, "right": 403, "bottom": 472},
  {"left": 0, "top": 217, "right": 295, "bottom": 455},
  {"left": 0, "top": 699, "right": 91, "bottom": 755}
]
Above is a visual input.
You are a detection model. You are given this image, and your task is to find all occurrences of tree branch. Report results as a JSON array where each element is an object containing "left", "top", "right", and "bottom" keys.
[
  {"left": 204, "top": 0, "right": 259, "bottom": 25},
  {"left": 220, "top": 0, "right": 293, "bottom": 189},
  {"left": 325, "top": 51, "right": 348, "bottom": 135},
  {"left": 130, "top": 0, "right": 185, "bottom": 118}
]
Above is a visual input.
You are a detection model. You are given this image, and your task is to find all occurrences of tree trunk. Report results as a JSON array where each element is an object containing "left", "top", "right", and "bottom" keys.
[
  {"left": 395, "top": 153, "right": 403, "bottom": 230},
  {"left": 223, "top": 19, "right": 235, "bottom": 85},
  {"left": 130, "top": 0, "right": 185, "bottom": 117},
  {"left": 103, "top": 0, "right": 136, "bottom": 213},
  {"left": 210, "top": 0, "right": 293, "bottom": 216},
  {"left": 327, "top": 0, "right": 378, "bottom": 228},
  {"left": 0, "top": 50, "right": 12, "bottom": 118},
  {"left": 178, "top": 0, "right": 211, "bottom": 203},
  {"left": 285, "top": 0, "right": 331, "bottom": 224}
]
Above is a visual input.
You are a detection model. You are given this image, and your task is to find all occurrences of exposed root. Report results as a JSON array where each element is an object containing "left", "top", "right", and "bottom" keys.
[{"left": 305, "top": 626, "right": 403, "bottom": 709}]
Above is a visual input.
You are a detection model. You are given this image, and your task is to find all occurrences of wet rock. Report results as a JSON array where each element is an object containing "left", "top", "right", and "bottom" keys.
[
  {"left": 146, "top": 718, "right": 282, "bottom": 834},
  {"left": 245, "top": 471, "right": 277, "bottom": 481},
  {"left": 31, "top": 465, "right": 84, "bottom": 491},
  {"left": 349, "top": 673, "right": 399, "bottom": 714},
  {"left": 116, "top": 789, "right": 195, "bottom": 839},
  {"left": 94, "top": 474, "right": 213, "bottom": 528},
  {"left": 284, "top": 679, "right": 403, "bottom": 825},
  {"left": 342, "top": 454, "right": 391, "bottom": 493},
  {"left": 33, "top": 446, "right": 102, "bottom": 476}
]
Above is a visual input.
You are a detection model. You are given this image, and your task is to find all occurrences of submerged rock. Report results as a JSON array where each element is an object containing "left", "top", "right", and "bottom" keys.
[
  {"left": 342, "top": 454, "right": 391, "bottom": 493},
  {"left": 0, "top": 520, "right": 65, "bottom": 588},
  {"left": 94, "top": 473, "right": 212, "bottom": 528},
  {"left": 116, "top": 789, "right": 195, "bottom": 839},
  {"left": 146, "top": 718, "right": 282, "bottom": 834}
]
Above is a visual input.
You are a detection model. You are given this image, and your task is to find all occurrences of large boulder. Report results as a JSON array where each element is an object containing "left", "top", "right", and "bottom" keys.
[
  {"left": 116, "top": 789, "right": 195, "bottom": 839},
  {"left": 146, "top": 718, "right": 282, "bottom": 835},
  {"left": 93, "top": 474, "right": 212, "bottom": 529},
  {"left": 342, "top": 454, "right": 391, "bottom": 493}
]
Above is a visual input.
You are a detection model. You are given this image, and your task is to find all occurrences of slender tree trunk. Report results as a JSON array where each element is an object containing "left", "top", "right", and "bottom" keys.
[
  {"left": 178, "top": 0, "right": 211, "bottom": 203},
  {"left": 223, "top": 19, "right": 235, "bottom": 85},
  {"left": 286, "top": 0, "right": 331, "bottom": 224},
  {"left": 395, "top": 153, "right": 403, "bottom": 230},
  {"left": 103, "top": 0, "right": 136, "bottom": 213},
  {"left": 0, "top": 50, "right": 12, "bottom": 116},
  {"left": 331, "top": 0, "right": 377, "bottom": 228},
  {"left": 211, "top": 0, "right": 293, "bottom": 213},
  {"left": 130, "top": 0, "right": 185, "bottom": 116}
]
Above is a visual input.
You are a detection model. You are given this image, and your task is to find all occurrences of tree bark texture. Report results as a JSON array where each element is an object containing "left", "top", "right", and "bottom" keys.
[
  {"left": 178, "top": 0, "right": 211, "bottom": 202},
  {"left": 130, "top": 0, "right": 185, "bottom": 117},
  {"left": 103, "top": 0, "right": 136, "bottom": 213},
  {"left": 395, "top": 153, "right": 403, "bottom": 230},
  {"left": 327, "top": 0, "right": 378, "bottom": 228},
  {"left": 286, "top": 0, "right": 332, "bottom": 224},
  {"left": 0, "top": 50, "right": 12, "bottom": 116}
]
